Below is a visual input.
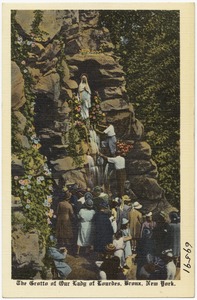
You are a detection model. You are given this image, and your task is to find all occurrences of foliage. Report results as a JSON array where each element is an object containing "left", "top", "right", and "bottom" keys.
[
  {"left": 30, "top": 10, "right": 49, "bottom": 41},
  {"left": 99, "top": 10, "right": 180, "bottom": 208},
  {"left": 89, "top": 94, "right": 106, "bottom": 126},
  {"left": 11, "top": 11, "right": 55, "bottom": 244}
]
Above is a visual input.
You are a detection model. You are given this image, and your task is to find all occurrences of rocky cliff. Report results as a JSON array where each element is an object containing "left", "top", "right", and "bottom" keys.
[{"left": 11, "top": 10, "right": 176, "bottom": 278}]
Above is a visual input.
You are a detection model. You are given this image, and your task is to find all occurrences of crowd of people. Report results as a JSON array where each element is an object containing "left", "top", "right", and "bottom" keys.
[
  {"left": 48, "top": 184, "right": 180, "bottom": 281},
  {"left": 47, "top": 74, "right": 180, "bottom": 280}
]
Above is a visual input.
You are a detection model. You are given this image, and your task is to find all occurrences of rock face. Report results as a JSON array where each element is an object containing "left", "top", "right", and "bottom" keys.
[
  {"left": 11, "top": 61, "right": 26, "bottom": 110},
  {"left": 12, "top": 209, "right": 46, "bottom": 279},
  {"left": 11, "top": 10, "right": 177, "bottom": 278}
]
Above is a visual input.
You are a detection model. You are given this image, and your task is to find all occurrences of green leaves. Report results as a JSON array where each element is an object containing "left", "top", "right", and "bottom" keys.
[
  {"left": 99, "top": 10, "right": 180, "bottom": 208},
  {"left": 11, "top": 11, "right": 54, "bottom": 244}
]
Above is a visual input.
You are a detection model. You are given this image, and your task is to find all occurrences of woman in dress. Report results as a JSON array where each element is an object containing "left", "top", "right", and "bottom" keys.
[
  {"left": 94, "top": 201, "right": 114, "bottom": 255},
  {"left": 78, "top": 74, "right": 91, "bottom": 120},
  {"left": 76, "top": 198, "right": 96, "bottom": 257},
  {"left": 56, "top": 188, "right": 75, "bottom": 248},
  {"left": 140, "top": 212, "right": 156, "bottom": 238},
  {"left": 113, "top": 229, "right": 131, "bottom": 269},
  {"left": 121, "top": 218, "right": 132, "bottom": 266}
]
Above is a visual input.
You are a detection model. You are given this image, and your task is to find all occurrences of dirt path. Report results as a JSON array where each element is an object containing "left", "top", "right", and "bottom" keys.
[{"left": 66, "top": 252, "right": 180, "bottom": 280}]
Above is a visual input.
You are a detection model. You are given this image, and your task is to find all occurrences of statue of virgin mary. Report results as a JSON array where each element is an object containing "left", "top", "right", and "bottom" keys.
[{"left": 78, "top": 74, "right": 91, "bottom": 120}]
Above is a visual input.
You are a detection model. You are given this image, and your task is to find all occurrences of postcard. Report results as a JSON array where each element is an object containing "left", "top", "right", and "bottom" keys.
[{"left": 2, "top": 2, "right": 195, "bottom": 298}]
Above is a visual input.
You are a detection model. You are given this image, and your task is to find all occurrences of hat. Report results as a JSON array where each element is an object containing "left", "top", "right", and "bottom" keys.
[
  {"left": 93, "top": 186, "right": 102, "bottom": 194},
  {"left": 99, "top": 201, "right": 109, "bottom": 209},
  {"left": 122, "top": 218, "right": 129, "bottom": 225},
  {"left": 59, "top": 247, "right": 66, "bottom": 252},
  {"left": 169, "top": 211, "right": 180, "bottom": 223},
  {"left": 112, "top": 197, "right": 120, "bottom": 203},
  {"left": 146, "top": 212, "right": 152, "bottom": 217},
  {"left": 84, "top": 192, "right": 93, "bottom": 200},
  {"left": 66, "top": 181, "right": 75, "bottom": 186},
  {"left": 133, "top": 201, "right": 142, "bottom": 209},
  {"left": 69, "top": 183, "right": 78, "bottom": 190},
  {"left": 99, "top": 192, "right": 109, "bottom": 202},
  {"left": 160, "top": 211, "right": 167, "bottom": 218},
  {"left": 105, "top": 243, "right": 116, "bottom": 252},
  {"left": 49, "top": 235, "right": 57, "bottom": 243},
  {"left": 162, "top": 249, "right": 173, "bottom": 257},
  {"left": 122, "top": 195, "right": 131, "bottom": 202},
  {"left": 85, "top": 198, "right": 94, "bottom": 209},
  {"left": 81, "top": 73, "right": 88, "bottom": 79}
]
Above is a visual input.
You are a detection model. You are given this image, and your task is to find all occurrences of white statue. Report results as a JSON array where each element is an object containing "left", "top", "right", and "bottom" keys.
[{"left": 78, "top": 74, "right": 91, "bottom": 120}]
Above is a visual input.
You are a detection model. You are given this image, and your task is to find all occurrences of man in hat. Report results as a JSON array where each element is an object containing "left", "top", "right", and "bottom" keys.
[
  {"left": 168, "top": 211, "right": 180, "bottom": 266},
  {"left": 121, "top": 195, "right": 132, "bottom": 220},
  {"left": 97, "top": 119, "right": 117, "bottom": 156},
  {"left": 128, "top": 201, "right": 143, "bottom": 253},
  {"left": 161, "top": 249, "right": 176, "bottom": 280},
  {"left": 99, "top": 244, "right": 126, "bottom": 280},
  {"left": 92, "top": 186, "right": 109, "bottom": 211},
  {"left": 99, "top": 150, "right": 126, "bottom": 197},
  {"left": 152, "top": 211, "right": 171, "bottom": 256}
]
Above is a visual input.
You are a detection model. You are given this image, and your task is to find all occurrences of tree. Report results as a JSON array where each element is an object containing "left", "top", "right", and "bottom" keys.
[{"left": 99, "top": 10, "right": 180, "bottom": 208}]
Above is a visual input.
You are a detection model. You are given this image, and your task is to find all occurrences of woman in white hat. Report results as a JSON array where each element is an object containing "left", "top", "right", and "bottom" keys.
[
  {"left": 140, "top": 212, "right": 156, "bottom": 238},
  {"left": 76, "top": 198, "right": 95, "bottom": 257},
  {"left": 113, "top": 230, "right": 131, "bottom": 269},
  {"left": 128, "top": 201, "right": 143, "bottom": 253},
  {"left": 121, "top": 218, "right": 132, "bottom": 266}
]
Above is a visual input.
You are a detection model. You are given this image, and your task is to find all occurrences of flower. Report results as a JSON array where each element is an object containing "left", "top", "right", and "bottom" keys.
[
  {"left": 24, "top": 179, "right": 30, "bottom": 185},
  {"left": 31, "top": 43, "right": 36, "bottom": 48},
  {"left": 47, "top": 218, "right": 52, "bottom": 225},
  {"left": 27, "top": 185, "right": 31, "bottom": 189},
  {"left": 26, "top": 199, "right": 31, "bottom": 203},
  {"left": 43, "top": 200, "right": 48, "bottom": 206},
  {"left": 24, "top": 191, "right": 29, "bottom": 195},
  {"left": 27, "top": 40, "right": 33, "bottom": 46},
  {"left": 21, "top": 60, "right": 26, "bottom": 65},
  {"left": 28, "top": 175, "right": 32, "bottom": 179},
  {"left": 48, "top": 209, "right": 54, "bottom": 218},
  {"left": 19, "top": 180, "right": 24, "bottom": 185},
  {"left": 25, "top": 204, "right": 30, "bottom": 209},
  {"left": 23, "top": 69, "right": 28, "bottom": 73},
  {"left": 17, "top": 36, "right": 23, "bottom": 44},
  {"left": 44, "top": 171, "right": 51, "bottom": 176},
  {"left": 31, "top": 134, "right": 36, "bottom": 140},
  {"left": 47, "top": 196, "right": 52, "bottom": 203},
  {"left": 14, "top": 176, "right": 18, "bottom": 180},
  {"left": 20, "top": 186, "right": 25, "bottom": 190},
  {"left": 36, "top": 143, "right": 42, "bottom": 150}
]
